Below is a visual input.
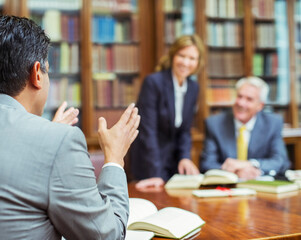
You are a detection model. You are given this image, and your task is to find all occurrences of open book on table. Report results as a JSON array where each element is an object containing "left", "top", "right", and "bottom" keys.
[
  {"left": 127, "top": 198, "right": 205, "bottom": 239},
  {"left": 165, "top": 169, "right": 238, "bottom": 189}
]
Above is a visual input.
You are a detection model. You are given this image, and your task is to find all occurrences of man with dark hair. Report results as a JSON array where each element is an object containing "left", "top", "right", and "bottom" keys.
[{"left": 0, "top": 15, "right": 140, "bottom": 240}]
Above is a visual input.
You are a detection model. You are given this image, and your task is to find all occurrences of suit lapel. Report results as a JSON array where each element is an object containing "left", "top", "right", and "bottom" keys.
[
  {"left": 248, "top": 112, "right": 264, "bottom": 157},
  {"left": 182, "top": 79, "right": 192, "bottom": 125},
  {"left": 224, "top": 113, "right": 237, "bottom": 158},
  {"left": 164, "top": 70, "right": 175, "bottom": 127}
]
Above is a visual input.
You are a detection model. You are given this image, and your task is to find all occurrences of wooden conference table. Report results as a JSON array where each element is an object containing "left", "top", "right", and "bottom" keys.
[{"left": 128, "top": 183, "right": 301, "bottom": 240}]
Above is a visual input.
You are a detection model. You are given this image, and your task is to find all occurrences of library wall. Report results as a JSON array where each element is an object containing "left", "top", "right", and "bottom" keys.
[{"left": 3, "top": 0, "right": 301, "bottom": 169}]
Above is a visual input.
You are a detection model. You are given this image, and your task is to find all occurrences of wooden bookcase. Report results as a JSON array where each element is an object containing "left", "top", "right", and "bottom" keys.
[
  {"left": 80, "top": 0, "right": 156, "bottom": 149},
  {"left": 4, "top": 0, "right": 301, "bottom": 168},
  {"left": 27, "top": 1, "right": 82, "bottom": 127}
]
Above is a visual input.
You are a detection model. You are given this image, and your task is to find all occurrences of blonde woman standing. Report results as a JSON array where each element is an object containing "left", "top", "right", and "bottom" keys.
[{"left": 130, "top": 34, "right": 205, "bottom": 188}]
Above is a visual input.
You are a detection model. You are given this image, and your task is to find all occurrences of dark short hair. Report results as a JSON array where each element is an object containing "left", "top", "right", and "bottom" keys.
[{"left": 0, "top": 15, "right": 50, "bottom": 96}]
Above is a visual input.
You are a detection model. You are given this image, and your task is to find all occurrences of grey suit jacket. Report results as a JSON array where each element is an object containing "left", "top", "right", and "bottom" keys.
[
  {"left": 200, "top": 111, "right": 290, "bottom": 175},
  {"left": 0, "top": 94, "right": 129, "bottom": 240}
]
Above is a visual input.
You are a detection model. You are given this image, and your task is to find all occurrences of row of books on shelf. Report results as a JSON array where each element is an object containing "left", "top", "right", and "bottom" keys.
[
  {"left": 163, "top": 0, "right": 184, "bottom": 12},
  {"left": 207, "top": 51, "right": 244, "bottom": 78},
  {"left": 206, "top": 77, "right": 280, "bottom": 104},
  {"left": 92, "top": 45, "right": 139, "bottom": 73},
  {"left": 252, "top": 0, "right": 275, "bottom": 19},
  {"left": 207, "top": 79, "right": 236, "bottom": 104},
  {"left": 46, "top": 78, "right": 81, "bottom": 110},
  {"left": 93, "top": 77, "right": 139, "bottom": 108},
  {"left": 165, "top": 18, "right": 188, "bottom": 44},
  {"left": 206, "top": 0, "right": 244, "bottom": 18},
  {"left": 253, "top": 53, "right": 278, "bottom": 77},
  {"left": 48, "top": 43, "right": 79, "bottom": 74},
  {"left": 207, "top": 87, "right": 236, "bottom": 105},
  {"left": 92, "top": 0, "right": 137, "bottom": 14},
  {"left": 92, "top": 15, "right": 139, "bottom": 44},
  {"left": 28, "top": 0, "right": 82, "bottom": 11},
  {"left": 32, "top": 10, "right": 80, "bottom": 43},
  {"left": 295, "top": 0, "right": 301, "bottom": 20},
  {"left": 255, "top": 24, "right": 277, "bottom": 48},
  {"left": 164, "top": 0, "right": 195, "bottom": 36},
  {"left": 207, "top": 22, "right": 243, "bottom": 47}
]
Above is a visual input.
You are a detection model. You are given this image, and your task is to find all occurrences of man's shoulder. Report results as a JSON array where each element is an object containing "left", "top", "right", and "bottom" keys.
[
  {"left": 258, "top": 111, "right": 283, "bottom": 124},
  {"left": 27, "top": 114, "right": 84, "bottom": 141},
  {"left": 206, "top": 111, "right": 232, "bottom": 123}
]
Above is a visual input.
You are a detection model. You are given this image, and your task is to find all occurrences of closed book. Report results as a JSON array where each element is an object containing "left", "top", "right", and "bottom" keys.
[{"left": 236, "top": 180, "right": 299, "bottom": 194}]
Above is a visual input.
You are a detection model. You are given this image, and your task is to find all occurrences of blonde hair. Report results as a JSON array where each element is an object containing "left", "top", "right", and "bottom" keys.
[{"left": 155, "top": 34, "right": 205, "bottom": 75}]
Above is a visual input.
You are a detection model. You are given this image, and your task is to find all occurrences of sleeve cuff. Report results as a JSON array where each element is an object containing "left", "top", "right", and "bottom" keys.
[
  {"left": 249, "top": 159, "right": 260, "bottom": 169},
  {"left": 102, "top": 162, "right": 124, "bottom": 171}
]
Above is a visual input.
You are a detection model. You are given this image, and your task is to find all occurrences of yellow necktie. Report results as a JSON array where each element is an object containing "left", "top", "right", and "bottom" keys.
[{"left": 237, "top": 125, "right": 247, "bottom": 161}]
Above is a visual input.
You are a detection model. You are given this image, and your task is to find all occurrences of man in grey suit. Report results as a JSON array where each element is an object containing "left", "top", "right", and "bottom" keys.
[
  {"left": 200, "top": 76, "right": 290, "bottom": 179},
  {"left": 0, "top": 15, "right": 140, "bottom": 240}
]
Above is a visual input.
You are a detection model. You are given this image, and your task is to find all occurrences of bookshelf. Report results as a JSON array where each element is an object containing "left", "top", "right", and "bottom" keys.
[
  {"left": 294, "top": 0, "right": 301, "bottom": 126},
  {"left": 205, "top": 0, "right": 244, "bottom": 117},
  {"left": 81, "top": 0, "right": 155, "bottom": 147},
  {"left": 251, "top": 0, "right": 291, "bottom": 125},
  {"left": 90, "top": 0, "right": 140, "bottom": 134},
  {"left": 5, "top": 0, "right": 301, "bottom": 168},
  {"left": 25, "top": 0, "right": 82, "bottom": 127}
]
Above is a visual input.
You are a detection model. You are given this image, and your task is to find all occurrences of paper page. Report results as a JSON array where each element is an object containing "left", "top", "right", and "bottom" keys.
[
  {"left": 127, "top": 198, "right": 158, "bottom": 227},
  {"left": 204, "top": 169, "right": 238, "bottom": 182},
  {"left": 125, "top": 230, "right": 154, "bottom": 240},
  {"left": 135, "top": 207, "right": 205, "bottom": 239},
  {"left": 192, "top": 188, "right": 256, "bottom": 197},
  {"left": 164, "top": 174, "right": 204, "bottom": 189}
]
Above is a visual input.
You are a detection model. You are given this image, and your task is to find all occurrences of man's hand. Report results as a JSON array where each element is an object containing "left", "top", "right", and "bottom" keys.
[
  {"left": 178, "top": 158, "right": 200, "bottom": 175},
  {"left": 135, "top": 177, "right": 165, "bottom": 189},
  {"left": 221, "top": 158, "right": 245, "bottom": 173},
  {"left": 52, "top": 101, "right": 79, "bottom": 126},
  {"left": 236, "top": 167, "right": 261, "bottom": 180},
  {"left": 98, "top": 103, "right": 140, "bottom": 167},
  {"left": 222, "top": 158, "right": 261, "bottom": 180}
]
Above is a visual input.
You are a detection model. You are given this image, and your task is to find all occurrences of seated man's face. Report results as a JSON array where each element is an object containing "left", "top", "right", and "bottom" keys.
[{"left": 233, "top": 83, "right": 263, "bottom": 124}]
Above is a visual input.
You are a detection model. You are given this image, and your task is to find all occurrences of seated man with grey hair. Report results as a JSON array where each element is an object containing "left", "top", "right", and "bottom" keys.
[{"left": 200, "top": 76, "right": 290, "bottom": 180}]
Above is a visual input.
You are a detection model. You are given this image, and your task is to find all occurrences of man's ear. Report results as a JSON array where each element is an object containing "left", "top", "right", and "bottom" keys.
[
  {"left": 30, "top": 61, "right": 42, "bottom": 89},
  {"left": 257, "top": 102, "right": 264, "bottom": 112}
]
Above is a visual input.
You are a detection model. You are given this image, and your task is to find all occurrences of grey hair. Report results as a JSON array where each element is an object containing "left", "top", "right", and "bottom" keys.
[{"left": 236, "top": 76, "right": 269, "bottom": 103}]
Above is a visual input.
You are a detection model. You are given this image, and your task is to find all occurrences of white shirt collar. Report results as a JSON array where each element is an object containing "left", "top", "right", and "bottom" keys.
[
  {"left": 234, "top": 115, "right": 257, "bottom": 132},
  {"left": 172, "top": 72, "right": 187, "bottom": 93}
]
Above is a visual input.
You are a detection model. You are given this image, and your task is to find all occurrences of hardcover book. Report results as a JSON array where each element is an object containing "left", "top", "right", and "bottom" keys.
[
  {"left": 127, "top": 198, "right": 205, "bottom": 239},
  {"left": 165, "top": 169, "right": 238, "bottom": 189},
  {"left": 236, "top": 180, "right": 299, "bottom": 194}
]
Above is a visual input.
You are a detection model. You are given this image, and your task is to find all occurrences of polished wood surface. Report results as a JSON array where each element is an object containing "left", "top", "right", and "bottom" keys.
[{"left": 128, "top": 183, "right": 301, "bottom": 240}]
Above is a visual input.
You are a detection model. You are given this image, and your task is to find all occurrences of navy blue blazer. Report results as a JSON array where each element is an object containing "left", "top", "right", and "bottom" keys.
[
  {"left": 130, "top": 69, "right": 199, "bottom": 181},
  {"left": 200, "top": 111, "right": 291, "bottom": 175}
]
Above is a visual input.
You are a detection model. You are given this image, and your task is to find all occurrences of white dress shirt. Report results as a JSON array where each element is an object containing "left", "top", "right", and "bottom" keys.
[
  {"left": 234, "top": 115, "right": 257, "bottom": 146},
  {"left": 172, "top": 73, "right": 188, "bottom": 128}
]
